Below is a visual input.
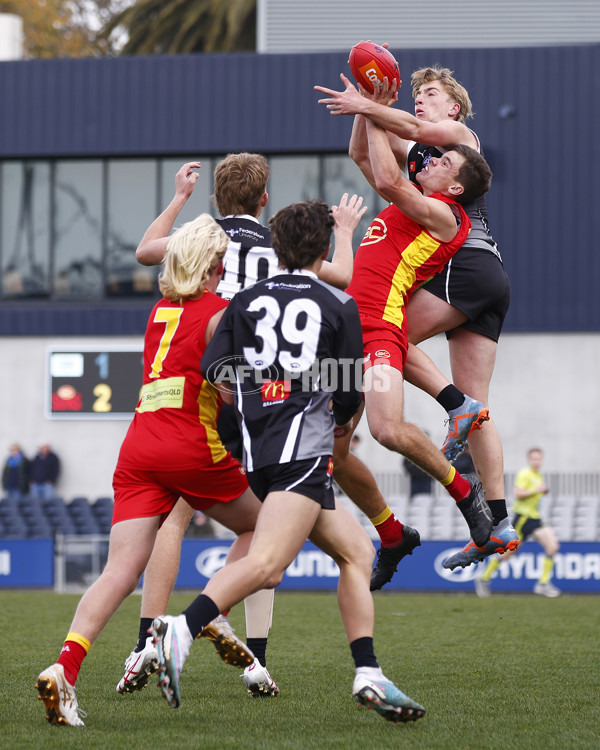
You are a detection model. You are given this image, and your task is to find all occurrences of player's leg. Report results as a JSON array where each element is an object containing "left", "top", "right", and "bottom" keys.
[
  {"left": 309, "top": 500, "right": 425, "bottom": 722},
  {"left": 151, "top": 489, "right": 320, "bottom": 708},
  {"left": 37, "top": 515, "right": 160, "bottom": 725},
  {"left": 405, "top": 289, "right": 489, "bottom": 460},
  {"left": 332, "top": 404, "right": 420, "bottom": 590},
  {"left": 200, "top": 488, "right": 272, "bottom": 676},
  {"left": 140, "top": 498, "right": 193, "bottom": 620},
  {"left": 210, "top": 485, "right": 277, "bottom": 695},
  {"left": 364, "top": 364, "right": 492, "bottom": 547},
  {"left": 116, "top": 498, "right": 194, "bottom": 694},
  {"left": 441, "top": 329, "right": 520, "bottom": 570},
  {"left": 532, "top": 525, "right": 561, "bottom": 597},
  {"left": 447, "top": 328, "right": 504, "bottom": 501},
  {"left": 240, "top": 588, "right": 278, "bottom": 696}
]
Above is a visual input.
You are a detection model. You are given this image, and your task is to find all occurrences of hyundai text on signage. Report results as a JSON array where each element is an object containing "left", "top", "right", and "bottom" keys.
[{"left": 174, "top": 540, "right": 600, "bottom": 593}]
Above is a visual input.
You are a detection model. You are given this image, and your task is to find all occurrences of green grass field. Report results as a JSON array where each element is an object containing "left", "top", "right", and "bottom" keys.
[{"left": 3, "top": 590, "right": 598, "bottom": 749}]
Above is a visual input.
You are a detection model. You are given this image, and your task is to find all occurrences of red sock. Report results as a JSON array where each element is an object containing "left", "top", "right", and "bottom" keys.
[
  {"left": 57, "top": 635, "right": 90, "bottom": 685},
  {"left": 371, "top": 508, "right": 404, "bottom": 547},
  {"left": 442, "top": 467, "right": 471, "bottom": 502}
]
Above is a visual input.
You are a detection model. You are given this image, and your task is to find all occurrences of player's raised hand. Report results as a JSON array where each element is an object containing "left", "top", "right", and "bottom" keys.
[
  {"left": 315, "top": 73, "right": 366, "bottom": 115},
  {"left": 331, "top": 193, "right": 368, "bottom": 234},
  {"left": 370, "top": 77, "right": 400, "bottom": 107},
  {"left": 175, "top": 161, "right": 202, "bottom": 199}
]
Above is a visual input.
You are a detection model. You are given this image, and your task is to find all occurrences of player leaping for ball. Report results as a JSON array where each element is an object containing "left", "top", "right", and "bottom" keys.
[
  {"left": 315, "top": 61, "right": 519, "bottom": 577},
  {"left": 314, "top": 75, "right": 496, "bottom": 557}
]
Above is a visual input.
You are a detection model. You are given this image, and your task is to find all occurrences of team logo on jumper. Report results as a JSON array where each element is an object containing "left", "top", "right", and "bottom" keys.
[
  {"left": 361, "top": 217, "right": 387, "bottom": 245},
  {"left": 375, "top": 349, "right": 391, "bottom": 359},
  {"left": 261, "top": 380, "right": 291, "bottom": 402}
]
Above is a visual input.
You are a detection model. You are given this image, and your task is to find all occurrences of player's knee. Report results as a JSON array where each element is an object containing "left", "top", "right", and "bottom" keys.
[
  {"left": 333, "top": 438, "right": 350, "bottom": 465},
  {"left": 248, "top": 554, "right": 285, "bottom": 589},
  {"left": 332, "top": 532, "right": 375, "bottom": 570},
  {"left": 371, "top": 421, "right": 407, "bottom": 454},
  {"left": 103, "top": 563, "right": 143, "bottom": 598}
]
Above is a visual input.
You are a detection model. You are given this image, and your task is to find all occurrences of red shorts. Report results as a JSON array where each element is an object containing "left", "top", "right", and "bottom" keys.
[
  {"left": 112, "top": 454, "right": 249, "bottom": 525},
  {"left": 360, "top": 314, "right": 407, "bottom": 373}
]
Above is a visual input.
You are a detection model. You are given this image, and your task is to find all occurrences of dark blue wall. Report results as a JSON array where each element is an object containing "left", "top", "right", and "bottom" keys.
[{"left": 0, "top": 45, "right": 598, "bottom": 334}]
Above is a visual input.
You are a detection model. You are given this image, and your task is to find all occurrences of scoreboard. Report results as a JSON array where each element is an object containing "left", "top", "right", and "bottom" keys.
[{"left": 46, "top": 347, "right": 144, "bottom": 419}]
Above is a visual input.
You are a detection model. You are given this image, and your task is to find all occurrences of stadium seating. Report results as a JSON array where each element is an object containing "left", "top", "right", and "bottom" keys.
[
  {"left": 548, "top": 494, "right": 576, "bottom": 541},
  {"left": 572, "top": 495, "right": 600, "bottom": 541},
  {"left": 0, "top": 499, "right": 28, "bottom": 538},
  {"left": 91, "top": 497, "right": 114, "bottom": 534},
  {"left": 68, "top": 496, "right": 101, "bottom": 534},
  {"left": 0, "top": 489, "right": 598, "bottom": 542},
  {"left": 43, "top": 497, "right": 78, "bottom": 536}
]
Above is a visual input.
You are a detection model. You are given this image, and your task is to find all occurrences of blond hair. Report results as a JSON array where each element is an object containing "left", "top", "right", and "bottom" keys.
[
  {"left": 159, "top": 214, "right": 228, "bottom": 303},
  {"left": 212, "top": 152, "right": 269, "bottom": 216},
  {"left": 411, "top": 66, "right": 474, "bottom": 123}
]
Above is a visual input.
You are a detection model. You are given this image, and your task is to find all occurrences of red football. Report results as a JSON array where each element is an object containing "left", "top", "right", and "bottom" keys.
[{"left": 348, "top": 41, "right": 401, "bottom": 93}]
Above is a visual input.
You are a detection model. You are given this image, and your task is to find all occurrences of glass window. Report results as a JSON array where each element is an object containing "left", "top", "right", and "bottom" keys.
[
  {"left": 1, "top": 161, "right": 51, "bottom": 298},
  {"left": 266, "top": 156, "right": 320, "bottom": 220},
  {"left": 54, "top": 161, "right": 104, "bottom": 299},
  {"left": 160, "top": 157, "right": 214, "bottom": 224},
  {"left": 322, "top": 155, "right": 384, "bottom": 252},
  {"left": 106, "top": 159, "right": 158, "bottom": 296}
]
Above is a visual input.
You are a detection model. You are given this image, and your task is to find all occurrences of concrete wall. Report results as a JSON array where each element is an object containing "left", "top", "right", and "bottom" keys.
[{"left": 2, "top": 332, "right": 598, "bottom": 501}]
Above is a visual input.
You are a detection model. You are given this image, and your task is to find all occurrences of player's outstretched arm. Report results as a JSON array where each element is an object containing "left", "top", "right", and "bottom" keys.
[
  {"left": 136, "top": 161, "right": 202, "bottom": 266},
  {"left": 318, "top": 193, "right": 367, "bottom": 289},
  {"left": 366, "top": 120, "right": 457, "bottom": 241},
  {"left": 317, "top": 73, "right": 474, "bottom": 150}
]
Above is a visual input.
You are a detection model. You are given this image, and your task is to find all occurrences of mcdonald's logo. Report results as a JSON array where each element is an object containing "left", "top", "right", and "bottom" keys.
[{"left": 261, "top": 380, "right": 291, "bottom": 402}]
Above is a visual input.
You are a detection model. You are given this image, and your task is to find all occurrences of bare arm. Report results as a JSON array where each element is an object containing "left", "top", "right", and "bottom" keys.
[
  {"left": 348, "top": 110, "right": 408, "bottom": 198},
  {"left": 366, "top": 119, "right": 458, "bottom": 241},
  {"left": 348, "top": 113, "right": 377, "bottom": 188},
  {"left": 136, "top": 161, "right": 202, "bottom": 266},
  {"left": 317, "top": 73, "right": 476, "bottom": 150},
  {"left": 318, "top": 193, "right": 367, "bottom": 289}
]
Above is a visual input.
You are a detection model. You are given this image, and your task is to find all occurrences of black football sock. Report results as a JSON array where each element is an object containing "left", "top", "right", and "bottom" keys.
[
  {"left": 487, "top": 499, "right": 508, "bottom": 525},
  {"left": 436, "top": 384, "right": 465, "bottom": 412},
  {"left": 182, "top": 594, "right": 220, "bottom": 639},
  {"left": 247, "top": 637, "right": 268, "bottom": 667},
  {"left": 135, "top": 617, "right": 154, "bottom": 651},
  {"left": 350, "top": 637, "right": 379, "bottom": 669}
]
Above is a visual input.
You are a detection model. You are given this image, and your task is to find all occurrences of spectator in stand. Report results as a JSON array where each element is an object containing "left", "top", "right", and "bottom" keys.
[
  {"left": 29, "top": 443, "right": 61, "bottom": 500},
  {"left": 2, "top": 443, "right": 30, "bottom": 501}
]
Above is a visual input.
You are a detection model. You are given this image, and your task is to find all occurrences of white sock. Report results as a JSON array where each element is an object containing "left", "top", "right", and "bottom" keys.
[{"left": 356, "top": 665, "right": 385, "bottom": 681}]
